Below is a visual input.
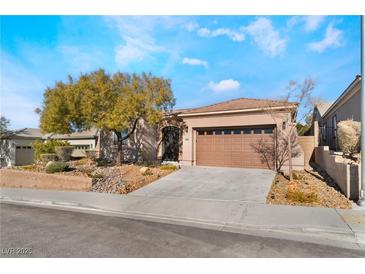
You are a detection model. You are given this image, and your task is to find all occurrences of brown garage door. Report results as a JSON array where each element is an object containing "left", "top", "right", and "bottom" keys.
[{"left": 196, "top": 127, "right": 275, "bottom": 169}]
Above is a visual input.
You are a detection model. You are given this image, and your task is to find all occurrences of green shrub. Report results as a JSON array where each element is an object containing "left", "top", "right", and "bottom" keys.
[
  {"left": 45, "top": 162, "right": 69, "bottom": 174},
  {"left": 32, "top": 140, "right": 70, "bottom": 160},
  {"left": 55, "top": 146, "right": 74, "bottom": 161},
  {"left": 40, "top": 153, "right": 58, "bottom": 163},
  {"left": 160, "top": 165, "right": 178, "bottom": 171},
  {"left": 286, "top": 189, "right": 318, "bottom": 204}
]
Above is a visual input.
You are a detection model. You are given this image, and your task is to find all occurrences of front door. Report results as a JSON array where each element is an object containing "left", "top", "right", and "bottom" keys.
[{"left": 162, "top": 126, "right": 180, "bottom": 161}]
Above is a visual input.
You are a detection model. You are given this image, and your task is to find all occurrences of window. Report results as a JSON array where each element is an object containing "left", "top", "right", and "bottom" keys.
[
  {"left": 282, "top": 121, "right": 286, "bottom": 130},
  {"left": 332, "top": 115, "right": 337, "bottom": 137},
  {"left": 263, "top": 128, "right": 273, "bottom": 134},
  {"left": 206, "top": 131, "right": 213, "bottom": 135},
  {"left": 214, "top": 130, "right": 222, "bottom": 135},
  {"left": 113, "top": 132, "right": 118, "bottom": 145},
  {"left": 243, "top": 128, "right": 252, "bottom": 134},
  {"left": 233, "top": 129, "right": 241, "bottom": 135},
  {"left": 253, "top": 128, "right": 262, "bottom": 134},
  {"left": 223, "top": 129, "right": 231, "bottom": 135},
  {"left": 323, "top": 123, "right": 327, "bottom": 141},
  {"left": 198, "top": 131, "right": 205, "bottom": 135},
  {"left": 113, "top": 130, "right": 128, "bottom": 145},
  {"left": 74, "top": 145, "right": 91, "bottom": 150}
]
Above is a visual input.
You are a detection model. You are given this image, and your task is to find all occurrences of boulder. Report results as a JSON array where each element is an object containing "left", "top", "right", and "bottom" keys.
[
  {"left": 46, "top": 161, "right": 55, "bottom": 168},
  {"left": 139, "top": 167, "right": 149, "bottom": 174}
]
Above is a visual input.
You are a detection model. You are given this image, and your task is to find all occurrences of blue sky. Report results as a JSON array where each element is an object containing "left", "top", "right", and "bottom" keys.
[{"left": 0, "top": 16, "right": 361, "bottom": 129}]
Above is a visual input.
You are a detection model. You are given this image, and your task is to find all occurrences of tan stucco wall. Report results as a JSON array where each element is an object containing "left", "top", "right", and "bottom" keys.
[
  {"left": 298, "top": 136, "right": 315, "bottom": 169},
  {"left": 97, "top": 119, "right": 158, "bottom": 163},
  {"left": 178, "top": 110, "right": 303, "bottom": 170},
  {"left": 323, "top": 80, "right": 361, "bottom": 127}
]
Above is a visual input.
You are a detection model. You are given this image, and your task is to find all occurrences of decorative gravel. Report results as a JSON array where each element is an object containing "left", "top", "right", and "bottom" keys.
[{"left": 267, "top": 169, "right": 352, "bottom": 209}]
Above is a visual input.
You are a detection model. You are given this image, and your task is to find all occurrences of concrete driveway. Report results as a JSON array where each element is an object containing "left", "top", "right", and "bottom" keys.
[{"left": 130, "top": 166, "right": 276, "bottom": 203}]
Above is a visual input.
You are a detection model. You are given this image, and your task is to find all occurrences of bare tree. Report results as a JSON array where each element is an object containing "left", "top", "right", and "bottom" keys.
[
  {"left": 252, "top": 129, "right": 302, "bottom": 171},
  {"left": 257, "top": 77, "right": 316, "bottom": 180}
]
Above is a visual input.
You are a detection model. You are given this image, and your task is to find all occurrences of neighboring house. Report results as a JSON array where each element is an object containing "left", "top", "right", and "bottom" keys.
[
  {"left": 44, "top": 128, "right": 100, "bottom": 158},
  {"left": 313, "top": 75, "right": 361, "bottom": 150},
  {"left": 0, "top": 128, "right": 43, "bottom": 167},
  {"left": 1, "top": 97, "right": 305, "bottom": 171},
  {"left": 0, "top": 128, "right": 100, "bottom": 167}
]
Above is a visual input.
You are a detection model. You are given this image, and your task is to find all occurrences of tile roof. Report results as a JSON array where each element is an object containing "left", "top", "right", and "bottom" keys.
[
  {"left": 44, "top": 128, "right": 99, "bottom": 139},
  {"left": 3, "top": 127, "right": 99, "bottom": 140},
  {"left": 12, "top": 128, "right": 43, "bottom": 138},
  {"left": 176, "top": 97, "right": 297, "bottom": 115}
]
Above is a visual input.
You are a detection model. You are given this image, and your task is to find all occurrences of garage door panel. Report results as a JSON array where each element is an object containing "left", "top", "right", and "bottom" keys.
[{"left": 196, "top": 127, "right": 275, "bottom": 169}]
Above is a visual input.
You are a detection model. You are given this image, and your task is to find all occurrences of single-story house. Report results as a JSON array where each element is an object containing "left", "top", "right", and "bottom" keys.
[
  {"left": 1, "top": 97, "right": 305, "bottom": 171},
  {"left": 0, "top": 128, "right": 99, "bottom": 167},
  {"left": 157, "top": 97, "right": 304, "bottom": 171},
  {"left": 313, "top": 75, "right": 361, "bottom": 150},
  {"left": 0, "top": 128, "right": 43, "bottom": 167}
]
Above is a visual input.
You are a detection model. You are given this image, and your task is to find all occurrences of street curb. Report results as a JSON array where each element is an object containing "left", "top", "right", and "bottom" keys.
[{"left": 1, "top": 197, "right": 364, "bottom": 252}]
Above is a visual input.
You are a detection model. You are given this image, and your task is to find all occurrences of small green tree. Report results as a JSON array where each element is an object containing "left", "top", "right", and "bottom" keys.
[
  {"left": 38, "top": 69, "right": 175, "bottom": 165},
  {"left": 0, "top": 116, "right": 11, "bottom": 137},
  {"left": 32, "top": 139, "right": 70, "bottom": 160}
]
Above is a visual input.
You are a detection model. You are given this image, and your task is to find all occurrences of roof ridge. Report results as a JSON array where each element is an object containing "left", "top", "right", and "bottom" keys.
[{"left": 175, "top": 97, "right": 294, "bottom": 113}]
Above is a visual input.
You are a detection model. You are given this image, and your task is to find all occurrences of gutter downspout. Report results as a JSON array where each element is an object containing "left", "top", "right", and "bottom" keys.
[{"left": 358, "top": 15, "right": 365, "bottom": 206}]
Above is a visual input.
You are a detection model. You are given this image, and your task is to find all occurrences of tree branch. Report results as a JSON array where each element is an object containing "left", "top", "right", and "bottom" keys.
[{"left": 122, "top": 117, "right": 140, "bottom": 141}]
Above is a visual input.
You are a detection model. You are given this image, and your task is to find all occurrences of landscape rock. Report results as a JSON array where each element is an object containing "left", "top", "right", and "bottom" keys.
[
  {"left": 139, "top": 167, "right": 149, "bottom": 174},
  {"left": 45, "top": 161, "right": 55, "bottom": 168}
]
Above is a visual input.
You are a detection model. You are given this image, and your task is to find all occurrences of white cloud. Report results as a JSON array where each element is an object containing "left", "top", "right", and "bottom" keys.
[
  {"left": 197, "top": 27, "right": 245, "bottom": 42},
  {"left": 208, "top": 79, "right": 240, "bottom": 93},
  {"left": 304, "top": 16, "right": 326, "bottom": 32},
  {"left": 106, "top": 16, "right": 172, "bottom": 68},
  {"left": 308, "top": 23, "right": 344, "bottom": 53},
  {"left": 243, "top": 17, "right": 286, "bottom": 57},
  {"left": 185, "top": 22, "right": 199, "bottom": 32},
  {"left": 57, "top": 45, "right": 105, "bottom": 73},
  {"left": 115, "top": 36, "right": 164, "bottom": 67},
  {"left": 197, "top": 27, "right": 211, "bottom": 37},
  {"left": 288, "top": 16, "right": 326, "bottom": 32},
  {"left": 182, "top": 57, "right": 208, "bottom": 68}
]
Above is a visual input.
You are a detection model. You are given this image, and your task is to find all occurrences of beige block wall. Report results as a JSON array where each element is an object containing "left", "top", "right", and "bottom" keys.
[
  {"left": 315, "top": 146, "right": 360, "bottom": 200},
  {"left": 0, "top": 169, "right": 92, "bottom": 191}
]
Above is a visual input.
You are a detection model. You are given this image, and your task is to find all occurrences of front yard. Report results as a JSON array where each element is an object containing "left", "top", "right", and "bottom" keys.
[
  {"left": 11, "top": 159, "right": 177, "bottom": 194},
  {"left": 267, "top": 169, "right": 352, "bottom": 209}
]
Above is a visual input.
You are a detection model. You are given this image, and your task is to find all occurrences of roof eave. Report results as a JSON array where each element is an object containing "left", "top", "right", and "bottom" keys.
[
  {"left": 177, "top": 105, "right": 297, "bottom": 117},
  {"left": 322, "top": 76, "right": 361, "bottom": 119}
]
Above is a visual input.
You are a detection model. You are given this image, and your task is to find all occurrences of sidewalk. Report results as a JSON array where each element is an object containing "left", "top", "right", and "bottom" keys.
[{"left": 1, "top": 187, "right": 365, "bottom": 251}]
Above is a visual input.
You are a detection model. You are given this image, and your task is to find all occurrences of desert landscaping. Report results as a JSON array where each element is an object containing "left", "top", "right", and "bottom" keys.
[{"left": 3, "top": 159, "right": 178, "bottom": 194}]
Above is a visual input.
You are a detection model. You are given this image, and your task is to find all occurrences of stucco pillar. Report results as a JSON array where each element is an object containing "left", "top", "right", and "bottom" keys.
[{"left": 314, "top": 120, "right": 319, "bottom": 147}]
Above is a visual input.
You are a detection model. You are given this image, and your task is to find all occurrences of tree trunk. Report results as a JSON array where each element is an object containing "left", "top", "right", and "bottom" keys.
[
  {"left": 114, "top": 118, "right": 140, "bottom": 166},
  {"left": 115, "top": 132, "right": 123, "bottom": 166},
  {"left": 288, "top": 126, "right": 293, "bottom": 181}
]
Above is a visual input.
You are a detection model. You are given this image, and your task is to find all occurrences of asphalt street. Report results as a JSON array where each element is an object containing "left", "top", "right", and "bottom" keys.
[{"left": 1, "top": 203, "right": 364, "bottom": 258}]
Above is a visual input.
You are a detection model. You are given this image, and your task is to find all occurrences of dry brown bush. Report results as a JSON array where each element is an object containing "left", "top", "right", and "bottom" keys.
[{"left": 337, "top": 120, "right": 361, "bottom": 157}]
